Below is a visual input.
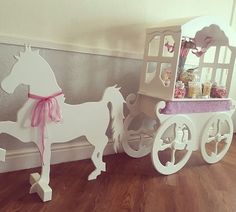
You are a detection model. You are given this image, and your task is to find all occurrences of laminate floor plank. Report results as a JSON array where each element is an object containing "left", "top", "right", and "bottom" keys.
[{"left": 0, "top": 135, "right": 236, "bottom": 212}]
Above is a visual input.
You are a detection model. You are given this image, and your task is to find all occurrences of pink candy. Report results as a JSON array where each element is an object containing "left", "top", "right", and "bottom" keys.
[{"left": 211, "top": 86, "right": 227, "bottom": 98}]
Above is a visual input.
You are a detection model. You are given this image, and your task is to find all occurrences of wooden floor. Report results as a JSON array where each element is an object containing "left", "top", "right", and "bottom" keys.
[{"left": 0, "top": 135, "right": 236, "bottom": 212}]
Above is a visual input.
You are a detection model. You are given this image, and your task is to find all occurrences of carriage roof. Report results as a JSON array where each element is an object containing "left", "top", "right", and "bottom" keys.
[{"left": 146, "top": 16, "right": 236, "bottom": 48}]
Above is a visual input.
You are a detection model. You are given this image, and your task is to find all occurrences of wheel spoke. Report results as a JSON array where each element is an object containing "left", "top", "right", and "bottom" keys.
[
  {"left": 159, "top": 141, "right": 171, "bottom": 151},
  {"left": 171, "top": 149, "right": 176, "bottom": 165},
  {"left": 165, "top": 149, "right": 176, "bottom": 167},
  {"left": 214, "top": 141, "right": 219, "bottom": 155},
  {"left": 128, "top": 130, "right": 141, "bottom": 138},
  {"left": 174, "top": 123, "right": 183, "bottom": 139},
  {"left": 138, "top": 134, "right": 151, "bottom": 149},
  {"left": 173, "top": 140, "right": 187, "bottom": 150},
  {"left": 220, "top": 133, "right": 230, "bottom": 142},
  {"left": 216, "top": 119, "right": 221, "bottom": 134},
  {"left": 207, "top": 136, "right": 216, "bottom": 143}
]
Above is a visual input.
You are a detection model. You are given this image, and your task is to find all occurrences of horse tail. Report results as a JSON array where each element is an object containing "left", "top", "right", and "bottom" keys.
[{"left": 102, "top": 85, "right": 125, "bottom": 153}]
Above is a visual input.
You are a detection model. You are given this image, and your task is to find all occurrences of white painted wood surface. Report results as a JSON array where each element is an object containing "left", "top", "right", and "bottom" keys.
[
  {"left": 123, "top": 17, "right": 236, "bottom": 175},
  {"left": 123, "top": 93, "right": 235, "bottom": 175},
  {"left": 0, "top": 46, "right": 125, "bottom": 201},
  {"left": 139, "top": 16, "right": 236, "bottom": 101}
]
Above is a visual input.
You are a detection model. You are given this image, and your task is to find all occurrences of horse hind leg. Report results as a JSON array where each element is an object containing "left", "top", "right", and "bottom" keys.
[
  {"left": 0, "top": 121, "right": 31, "bottom": 162},
  {"left": 87, "top": 135, "right": 108, "bottom": 181}
]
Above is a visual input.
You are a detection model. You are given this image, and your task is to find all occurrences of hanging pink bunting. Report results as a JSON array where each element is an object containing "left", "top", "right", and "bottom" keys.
[{"left": 165, "top": 41, "right": 175, "bottom": 53}]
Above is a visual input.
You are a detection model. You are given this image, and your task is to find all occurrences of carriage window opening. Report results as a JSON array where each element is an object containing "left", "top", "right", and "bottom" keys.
[
  {"left": 145, "top": 62, "right": 158, "bottom": 83},
  {"left": 148, "top": 36, "right": 160, "bottom": 56},
  {"left": 215, "top": 68, "right": 222, "bottom": 85},
  {"left": 163, "top": 35, "right": 175, "bottom": 57},
  {"left": 208, "top": 68, "right": 228, "bottom": 86},
  {"left": 214, "top": 68, "right": 229, "bottom": 85},
  {"left": 201, "top": 67, "right": 213, "bottom": 83},
  {"left": 218, "top": 46, "right": 231, "bottom": 64},
  {"left": 203, "top": 46, "right": 216, "bottom": 63},
  {"left": 184, "top": 51, "right": 200, "bottom": 70},
  {"left": 160, "top": 63, "right": 172, "bottom": 87}
]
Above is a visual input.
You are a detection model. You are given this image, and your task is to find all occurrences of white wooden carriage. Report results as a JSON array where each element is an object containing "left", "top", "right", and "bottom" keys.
[{"left": 122, "top": 16, "right": 236, "bottom": 175}]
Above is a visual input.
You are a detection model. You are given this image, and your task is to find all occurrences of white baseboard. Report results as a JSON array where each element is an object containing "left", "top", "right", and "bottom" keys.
[{"left": 0, "top": 139, "right": 117, "bottom": 173}]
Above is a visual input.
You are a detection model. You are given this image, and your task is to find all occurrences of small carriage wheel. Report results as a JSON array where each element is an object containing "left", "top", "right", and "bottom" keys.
[
  {"left": 151, "top": 115, "right": 195, "bottom": 175},
  {"left": 122, "top": 113, "right": 155, "bottom": 158},
  {"left": 201, "top": 113, "right": 233, "bottom": 164}
]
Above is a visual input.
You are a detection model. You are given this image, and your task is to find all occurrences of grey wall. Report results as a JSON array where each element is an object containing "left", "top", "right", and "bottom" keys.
[{"left": 0, "top": 43, "right": 142, "bottom": 151}]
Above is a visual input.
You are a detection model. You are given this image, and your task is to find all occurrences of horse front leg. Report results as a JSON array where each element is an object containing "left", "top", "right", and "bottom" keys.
[{"left": 29, "top": 141, "right": 52, "bottom": 202}]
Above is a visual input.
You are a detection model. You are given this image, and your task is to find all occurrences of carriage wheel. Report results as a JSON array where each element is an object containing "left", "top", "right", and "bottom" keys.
[
  {"left": 201, "top": 113, "right": 233, "bottom": 164},
  {"left": 122, "top": 113, "right": 155, "bottom": 158},
  {"left": 151, "top": 115, "right": 195, "bottom": 175}
]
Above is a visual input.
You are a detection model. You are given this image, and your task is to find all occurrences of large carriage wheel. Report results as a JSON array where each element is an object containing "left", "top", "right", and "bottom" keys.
[
  {"left": 201, "top": 113, "right": 233, "bottom": 164},
  {"left": 151, "top": 115, "right": 195, "bottom": 175},
  {"left": 122, "top": 113, "right": 156, "bottom": 158}
]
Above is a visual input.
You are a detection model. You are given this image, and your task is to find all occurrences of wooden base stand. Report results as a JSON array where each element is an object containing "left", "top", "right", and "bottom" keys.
[{"left": 29, "top": 173, "right": 52, "bottom": 202}]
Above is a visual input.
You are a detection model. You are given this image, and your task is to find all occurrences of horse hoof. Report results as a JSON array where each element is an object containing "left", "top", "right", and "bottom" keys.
[
  {"left": 29, "top": 179, "right": 52, "bottom": 202},
  {"left": 101, "top": 162, "right": 106, "bottom": 172},
  {"left": 88, "top": 170, "right": 101, "bottom": 181}
]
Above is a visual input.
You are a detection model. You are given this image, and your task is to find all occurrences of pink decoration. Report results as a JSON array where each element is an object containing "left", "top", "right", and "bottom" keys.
[
  {"left": 192, "top": 36, "right": 212, "bottom": 57},
  {"left": 211, "top": 86, "right": 227, "bottom": 98},
  {"left": 191, "top": 48, "right": 206, "bottom": 57},
  {"left": 160, "top": 100, "right": 231, "bottom": 114},
  {"left": 164, "top": 41, "right": 175, "bottom": 53},
  {"left": 29, "top": 91, "right": 63, "bottom": 163},
  {"left": 174, "top": 81, "right": 186, "bottom": 98},
  {"left": 174, "top": 88, "right": 186, "bottom": 98}
]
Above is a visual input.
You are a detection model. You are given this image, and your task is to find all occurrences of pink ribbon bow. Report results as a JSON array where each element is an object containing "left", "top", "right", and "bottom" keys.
[{"left": 28, "top": 91, "right": 63, "bottom": 163}]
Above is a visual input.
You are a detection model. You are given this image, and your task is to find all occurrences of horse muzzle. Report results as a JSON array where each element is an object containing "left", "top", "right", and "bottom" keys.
[{"left": 1, "top": 77, "right": 17, "bottom": 94}]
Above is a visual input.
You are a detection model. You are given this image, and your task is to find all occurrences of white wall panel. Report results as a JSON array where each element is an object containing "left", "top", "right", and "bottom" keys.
[{"left": 0, "top": 0, "right": 234, "bottom": 54}]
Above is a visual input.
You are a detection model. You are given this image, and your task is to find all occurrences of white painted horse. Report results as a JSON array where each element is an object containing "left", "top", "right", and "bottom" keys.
[{"left": 0, "top": 46, "right": 125, "bottom": 201}]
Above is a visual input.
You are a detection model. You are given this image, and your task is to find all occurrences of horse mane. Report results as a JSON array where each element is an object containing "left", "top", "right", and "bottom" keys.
[{"left": 14, "top": 46, "right": 40, "bottom": 61}]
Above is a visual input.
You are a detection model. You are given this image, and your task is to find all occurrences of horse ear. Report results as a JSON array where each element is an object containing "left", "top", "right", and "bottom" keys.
[
  {"left": 24, "top": 44, "right": 32, "bottom": 52},
  {"left": 114, "top": 84, "right": 121, "bottom": 90}
]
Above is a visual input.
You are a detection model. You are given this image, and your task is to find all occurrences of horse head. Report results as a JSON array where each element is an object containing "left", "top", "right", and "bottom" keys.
[{"left": 1, "top": 46, "right": 58, "bottom": 95}]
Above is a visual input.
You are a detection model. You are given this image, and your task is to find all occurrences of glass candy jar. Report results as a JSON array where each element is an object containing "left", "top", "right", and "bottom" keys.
[
  {"left": 211, "top": 84, "right": 227, "bottom": 98},
  {"left": 174, "top": 81, "right": 186, "bottom": 98},
  {"left": 202, "top": 81, "right": 212, "bottom": 98},
  {"left": 188, "top": 81, "right": 202, "bottom": 98},
  {"left": 179, "top": 68, "right": 198, "bottom": 85}
]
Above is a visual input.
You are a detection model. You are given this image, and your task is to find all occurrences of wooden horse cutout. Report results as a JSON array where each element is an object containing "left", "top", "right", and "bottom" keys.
[{"left": 0, "top": 46, "right": 125, "bottom": 201}]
